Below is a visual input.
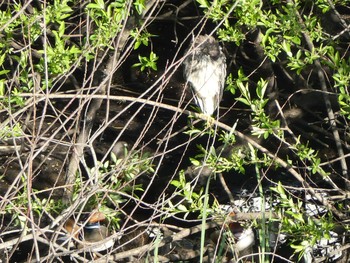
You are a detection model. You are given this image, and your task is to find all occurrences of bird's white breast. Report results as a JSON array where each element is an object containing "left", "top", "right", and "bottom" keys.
[{"left": 187, "top": 56, "right": 225, "bottom": 115}]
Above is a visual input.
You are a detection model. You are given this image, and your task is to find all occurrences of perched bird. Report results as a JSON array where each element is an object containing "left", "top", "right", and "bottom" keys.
[
  {"left": 60, "top": 212, "right": 115, "bottom": 253},
  {"left": 183, "top": 35, "right": 226, "bottom": 116},
  {"left": 79, "top": 221, "right": 114, "bottom": 252}
]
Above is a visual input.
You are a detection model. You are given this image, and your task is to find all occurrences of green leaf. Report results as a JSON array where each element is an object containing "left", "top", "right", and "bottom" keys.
[
  {"left": 87, "top": 0, "right": 105, "bottom": 10},
  {"left": 190, "top": 158, "right": 201, "bottom": 166},
  {"left": 0, "top": 53, "right": 6, "bottom": 66},
  {"left": 134, "top": 0, "right": 145, "bottom": 15},
  {"left": 0, "top": 69, "right": 10, "bottom": 76},
  {"left": 177, "top": 204, "right": 188, "bottom": 212},
  {"left": 282, "top": 40, "right": 292, "bottom": 57},
  {"left": 197, "top": 0, "right": 209, "bottom": 8},
  {"left": 58, "top": 21, "right": 65, "bottom": 37},
  {"left": 171, "top": 180, "right": 181, "bottom": 188},
  {"left": 236, "top": 97, "right": 250, "bottom": 106}
]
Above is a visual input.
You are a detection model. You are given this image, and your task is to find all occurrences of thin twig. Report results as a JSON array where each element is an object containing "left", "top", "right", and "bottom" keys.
[
  {"left": 2, "top": 91, "right": 345, "bottom": 218},
  {"left": 286, "top": 0, "right": 349, "bottom": 191}
]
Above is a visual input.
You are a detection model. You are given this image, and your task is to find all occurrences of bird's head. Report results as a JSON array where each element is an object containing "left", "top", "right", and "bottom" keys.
[{"left": 194, "top": 35, "right": 222, "bottom": 60}]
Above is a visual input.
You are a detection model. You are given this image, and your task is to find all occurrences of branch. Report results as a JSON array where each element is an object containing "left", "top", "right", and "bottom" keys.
[
  {"left": 63, "top": 0, "right": 159, "bottom": 203},
  {"left": 10, "top": 92, "right": 346, "bottom": 218},
  {"left": 286, "top": 0, "right": 349, "bottom": 191}
]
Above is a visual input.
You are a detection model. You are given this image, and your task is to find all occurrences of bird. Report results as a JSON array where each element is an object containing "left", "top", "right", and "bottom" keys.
[
  {"left": 59, "top": 212, "right": 115, "bottom": 253},
  {"left": 183, "top": 35, "right": 226, "bottom": 116},
  {"left": 79, "top": 221, "right": 114, "bottom": 252}
]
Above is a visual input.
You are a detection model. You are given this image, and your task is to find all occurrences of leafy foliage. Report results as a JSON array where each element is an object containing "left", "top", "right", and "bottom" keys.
[
  {"left": 0, "top": 0, "right": 349, "bottom": 262},
  {"left": 133, "top": 51, "right": 159, "bottom": 71}
]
